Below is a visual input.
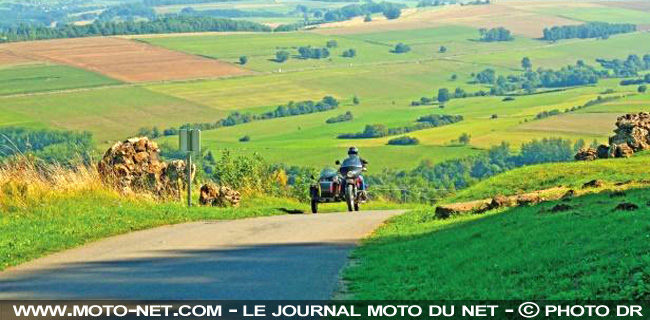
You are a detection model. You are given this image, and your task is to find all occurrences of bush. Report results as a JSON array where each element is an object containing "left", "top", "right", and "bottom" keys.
[
  {"left": 639, "top": 85, "right": 648, "bottom": 93},
  {"left": 326, "top": 40, "right": 338, "bottom": 48},
  {"left": 383, "top": 7, "right": 401, "bottom": 19},
  {"left": 239, "top": 55, "right": 248, "bottom": 65},
  {"left": 342, "top": 48, "right": 357, "bottom": 58},
  {"left": 388, "top": 136, "right": 419, "bottom": 145},
  {"left": 326, "top": 111, "right": 354, "bottom": 124},
  {"left": 239, "top": 135, "right": 251, "bottom": 142},
  {"left": 275, "top": 50, "right": 290, "bottom": 62},
  {"left": 392, "top": 43, "right": 411, "bottom": 53}
]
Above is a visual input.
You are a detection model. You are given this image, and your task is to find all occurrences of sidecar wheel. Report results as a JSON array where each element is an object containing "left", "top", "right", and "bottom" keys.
[{"left": 311, "top": 199, "right": 318, "bottom": 214}]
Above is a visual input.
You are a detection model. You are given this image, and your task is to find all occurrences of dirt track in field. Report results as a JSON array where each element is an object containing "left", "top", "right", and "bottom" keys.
[{"left": 0, "top": 37, "right": 251, "bottom": 82}]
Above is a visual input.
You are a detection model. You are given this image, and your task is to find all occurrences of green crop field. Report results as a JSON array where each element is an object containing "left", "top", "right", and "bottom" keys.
[
  {"left": 0, "top": 64, "right": 120, "bottom": 96},
  {"left": 0, "top": 87, "right": 222, "bottom": 142},
  {"left": 2, "top": 1, "right": 650, "bottom": 170}
]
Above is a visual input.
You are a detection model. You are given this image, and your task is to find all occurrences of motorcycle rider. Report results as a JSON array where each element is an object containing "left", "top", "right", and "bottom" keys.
[{"left": 343, "top": 147, "right": 368, "bottom": 200}]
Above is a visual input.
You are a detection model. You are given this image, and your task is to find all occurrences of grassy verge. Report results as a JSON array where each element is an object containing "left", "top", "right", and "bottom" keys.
[
  {"left": 445, "top": 152, "right": 650, "bottom": 203},
  {"left": 0, "top": 162, "right": 404, "bottom": 271},
  {"left": 344, "top": 187, "right": 650, "bottom": 299}
]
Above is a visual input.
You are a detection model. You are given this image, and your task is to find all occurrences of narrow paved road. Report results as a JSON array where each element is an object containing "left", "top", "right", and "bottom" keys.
[{"left": 0, "top": 210, "right": 403, "bottom": 300}]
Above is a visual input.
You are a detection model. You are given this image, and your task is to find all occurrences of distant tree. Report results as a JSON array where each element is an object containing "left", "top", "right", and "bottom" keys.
[
  {"left": 645, "top": 74, "right": 650, "bottom": 83},
  {"left": 388, "top": 136, "right": 420, "bottom": 145},
  {"left": 326, "top": 40, "right": 338, "bottom": 48},
  {"left": 364, "top": 14, "right": 372, "bottom": 22},
  {"left": 342, "top": 48, "right": 357, "bottom": 58},
  {"left": 639, "top": 85, "right": 648, "bottom": 93},
  {"left": 450, "top": 74, "right": 458, "bottom": 81},
  {"left": 521, "top": 57, "right": 532, "bottom": 70},
  {"left": 393, "top": 43, "right": 411, "bottom": 53},
  {"left": 275, "top": 50, "right": 290, "bottom": 62},
  {"left": 438, "top": 88, "right": 451, "bottom": 104},
  {"left": 152, "top": 126, "right": 161, "bottom": 138},
  {"left": 239, "top": 55, "right": 248, "bottom": 65},
  {"left": 459, "top": 132, "right": 471, "bottom": 145},
  {"left": 479, "top": 27, "right": 513, "bottom": 42},
  {"left": 542, "top": 22, "right": 636, "bottom": 41},
  {"left": 439, "top": 45, "right": 447, "bottom": 53},
  {"left": 314, "top": 10, "right": 323, "bottom": 18},
  {"left": 522, "top": 81, "right": 536, "bottom": 94},
  {"left": 138, "top": 127, "right": 152, "bottom": 137},
  {"left": 491, "top": 114, "right": 498, "bottom": 119},
  {"left": 383, "top": 7, "right": 401, "bottom": 19},
  {"left": 573, "top": 139, "right": 585, "bottom": 152},
  {"left": 590, "top": 139, "right": 600, "bottom": 148},
  {"left": 353, "top": 95, "right": 360, "bottom": 105},
  {"left": 239, "top": 135, "right": 251, "bottom": 142}
]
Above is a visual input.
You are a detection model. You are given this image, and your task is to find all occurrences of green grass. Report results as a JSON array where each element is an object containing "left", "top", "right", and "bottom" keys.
[
  {"left": 0, "top": 64, "right": 120, "bottom": 96},
  {"left": 345, "top": 186, "right": 650, "bottom": 299},
  {"left": 446, "top": 153, "right": 650, "bottom": 203},
  {"left": 0, "top": 188, "right": 404, "bottom": 271},
  {"left": 0, "top": 87, "right": 223, "bottom": 142}
]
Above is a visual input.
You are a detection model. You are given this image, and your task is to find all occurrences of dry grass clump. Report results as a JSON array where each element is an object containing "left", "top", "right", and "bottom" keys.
[{"left": 0, "top": 156, "right": 117, "bottom": 211}]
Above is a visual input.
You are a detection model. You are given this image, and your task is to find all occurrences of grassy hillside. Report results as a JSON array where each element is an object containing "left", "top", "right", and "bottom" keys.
[
  {"left": 344, "top": 155, "right": 650, "bottom": 299},
  {"left": 447, "top": 153, "right": 650, "bottom": 203},
  {"left": 345, "top": 187, "right": 650, "bottom": 299}
]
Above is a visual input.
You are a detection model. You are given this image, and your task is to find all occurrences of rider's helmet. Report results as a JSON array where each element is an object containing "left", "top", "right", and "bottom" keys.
[{"left": 348, "top": 147, "right": 359, "bottom": 156}]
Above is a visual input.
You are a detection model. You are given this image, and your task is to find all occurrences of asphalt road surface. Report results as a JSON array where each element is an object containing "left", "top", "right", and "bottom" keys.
[{"left": 0, "top": 210, "right": 403, "bottom": 300}]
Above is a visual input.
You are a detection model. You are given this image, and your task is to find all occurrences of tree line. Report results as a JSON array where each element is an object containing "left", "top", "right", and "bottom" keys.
[
  {"left": 479, "top": 27, "right": 513, "bottom": 42},
  {"left": 142, "top": 96, "right": 340, "bottom": 137},
  {"left": 542, "top": 22, "right": 636, "bottom": 41},
  {"left": 337, "top": 114, "right": 463, "bottom": 139},
  {"left": 367, "top": 138, "right": 576, "bottom": 202},
  {"left": 0, "top": 127, "right": 93, "bottom": 164},
  {"left": 0, "top": 16, "right": 271, "bottom": 43},
  {"left": 326, "top": 111, "right": 354, "bottom": 124}
]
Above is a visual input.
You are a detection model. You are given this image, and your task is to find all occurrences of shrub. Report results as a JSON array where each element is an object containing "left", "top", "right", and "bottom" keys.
[
  {"left": 275, "top": 50, "right": 290, "bottom": 62},
  {"left": 239, "top": 55, "right": 248, "bottom": 65},
  {"left": 392, "top": 43, "right": 411, "bottom": 53},
  {"left": 239, "top": 135, "right": 251, "bottom": 142},
  {"left": 388, "top": 136, "right": 419, "bottom": 145}
]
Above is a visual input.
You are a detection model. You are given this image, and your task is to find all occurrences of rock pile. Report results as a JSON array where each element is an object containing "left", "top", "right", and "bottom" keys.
[
  {"left": 199, "top": 183, "right": 241, "bottom": 207},
  {"left": 98, "top": 137, "right": 195, "bottom": 197},
  {"left": 575, "top": 112, "right": 650, "bottom": 161}
]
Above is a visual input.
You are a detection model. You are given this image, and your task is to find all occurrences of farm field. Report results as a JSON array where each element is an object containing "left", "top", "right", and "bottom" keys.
[
  {"left": 0, "top": 87, "right": 223, "bottom": 142},
  {"left": 0, "top": 37, "right": 250, "bottom": 83},
  {"left": 2, "top": 0, "right": 650, "bottom": 169},
  {"left": 0, "top": 64, "right": 120, "bottom": 96}
]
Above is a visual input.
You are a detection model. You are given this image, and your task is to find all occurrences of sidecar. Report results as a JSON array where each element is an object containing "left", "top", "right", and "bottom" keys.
[{"left": 309, "top": 168, "right": 343, "bottom": 213}]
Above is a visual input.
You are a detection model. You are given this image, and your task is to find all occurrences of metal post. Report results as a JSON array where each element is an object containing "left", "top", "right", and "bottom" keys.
[{"left": 187, "top": 151, "right": 192, "bottom": 207}]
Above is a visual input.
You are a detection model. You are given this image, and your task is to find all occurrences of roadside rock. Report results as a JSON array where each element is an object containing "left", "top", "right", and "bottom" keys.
[
  {"left": 199, "top": 183, "right": 241, "bottom": 207},
  {"left": 610, "top": 112, "right": 650, "bottom": 151},
  {"left": 614, "top": 202, "right": 639, "bottom": 211},
  {"left": 561, "top": 189, "right": 576, "bottom": 201},
  {"left": 574, "top": 148, "right": 598, "bottom": 161},
  {"left": 98, "top": 137, "right": 195, "bottom": 197},
  {"left": 551, "top": 204, "right": 573, "bottom": 213},
  {"left": 575, "top": 112, "right": 650, "bottom": 160},
  {"left": 582, "top": 179, "right": 604, "bottom": 189},
  {"left": 596, "top": 145, "right": 610, "bottom": 159}
]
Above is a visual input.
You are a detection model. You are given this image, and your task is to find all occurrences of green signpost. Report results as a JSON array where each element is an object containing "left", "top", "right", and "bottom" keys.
[{"left": 179, "top": 128, "right": 201, "bottom": 207}]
